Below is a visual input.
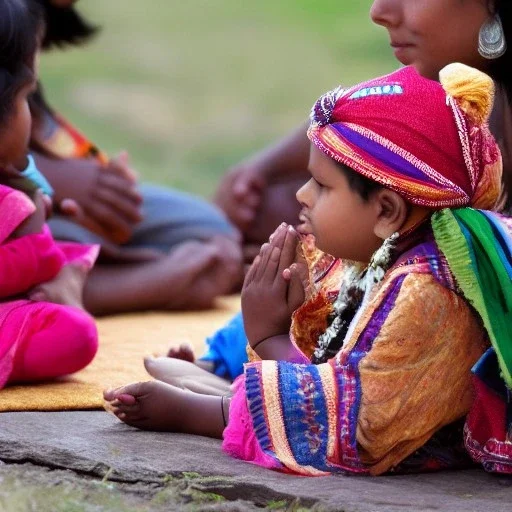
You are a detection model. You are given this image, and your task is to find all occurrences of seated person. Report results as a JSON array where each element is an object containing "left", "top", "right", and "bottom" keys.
[
  {"left": 104, "top": 64, "right": 512, "bottom": 475},
  {"left": 0, "top": 0, "right": 97, "bottom": 388}
]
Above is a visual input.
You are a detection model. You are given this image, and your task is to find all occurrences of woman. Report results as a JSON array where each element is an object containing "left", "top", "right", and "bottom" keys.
[{"left": 215, "top": 0, "right": 512, "bottom": 250}]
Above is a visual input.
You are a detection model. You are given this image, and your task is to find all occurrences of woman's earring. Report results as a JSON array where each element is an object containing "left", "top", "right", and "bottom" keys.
[{"left": 478, "top": 14, "right": 507, "bottom": 60}]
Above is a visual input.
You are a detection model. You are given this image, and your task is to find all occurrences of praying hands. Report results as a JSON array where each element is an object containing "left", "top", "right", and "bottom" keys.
[{"left": 241, "top": 222, "right": 307, "bottom": 360}]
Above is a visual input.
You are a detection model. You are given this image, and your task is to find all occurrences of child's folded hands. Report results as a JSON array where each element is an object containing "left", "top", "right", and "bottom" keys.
[{"left": 242, "top": 222, "right": 303, "bottom": 348}]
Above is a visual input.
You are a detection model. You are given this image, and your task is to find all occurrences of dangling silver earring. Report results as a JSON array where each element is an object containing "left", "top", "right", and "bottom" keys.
[{"left": 478, "top": 14, "right": 507, "bottom": 60}]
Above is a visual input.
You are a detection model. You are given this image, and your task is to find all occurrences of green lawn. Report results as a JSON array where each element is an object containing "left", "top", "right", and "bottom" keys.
[{"left": 40, "top": 0, "right": 396, "bottom": 197}]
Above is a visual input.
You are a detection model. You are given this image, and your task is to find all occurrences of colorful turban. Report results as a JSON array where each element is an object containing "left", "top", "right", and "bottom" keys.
[{"left": 307, "top": 64, "right": 502, "bottom": 210}]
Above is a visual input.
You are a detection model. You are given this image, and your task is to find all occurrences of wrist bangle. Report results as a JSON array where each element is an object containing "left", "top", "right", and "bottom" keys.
[{"left": 220, "top": 395, "right": 227, "bottom": 428}]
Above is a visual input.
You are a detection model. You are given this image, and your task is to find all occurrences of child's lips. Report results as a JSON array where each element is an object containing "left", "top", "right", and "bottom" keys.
[{"left": 297, "top": 212, "right": 312, "bottom": 234}]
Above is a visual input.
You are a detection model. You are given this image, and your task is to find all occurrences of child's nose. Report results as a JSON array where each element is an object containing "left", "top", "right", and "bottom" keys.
[
  {"left": 370, "top": 0, "right": 401, "bottom": 29},
  {"left": 296, "top": 179, "right": 312, "bottom": 206}
]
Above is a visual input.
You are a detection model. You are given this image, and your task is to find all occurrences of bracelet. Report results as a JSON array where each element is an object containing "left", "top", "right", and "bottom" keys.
[{"left": 220, "top": 395, "right": 227, "bottom": 428}]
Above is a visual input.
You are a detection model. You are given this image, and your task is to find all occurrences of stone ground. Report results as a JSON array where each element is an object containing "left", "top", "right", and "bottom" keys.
[{"left": 0, "top": 411, "right": 511, "bottom": 511}]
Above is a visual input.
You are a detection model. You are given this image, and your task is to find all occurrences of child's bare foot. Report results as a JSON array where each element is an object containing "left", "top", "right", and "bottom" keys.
[
  {"left": 104, "top": 380, "right": 188, "bottom": 431},
  {"left": 166, "top": 342, "right": 215, "bottom": 371},
  {"left": 158, "top": 240, "right": 226, "bottom": 310},
  {"left": 29, "top": 263, "right": 87, "bottom": 309},
  {"left": 104, "top": 379, "right": 226, "bottom": 438},
  {"left": 144, "top": 356, "right": 231, "bottom": 396},
  {"left": 178, "top": 235, "right": 244, "bottom": 307},
  {"left": 84, "top": 237, "right": 242, "bottom": 315},
  {"left": 167, "top": 342, "right": 195, "bottom": 362}
]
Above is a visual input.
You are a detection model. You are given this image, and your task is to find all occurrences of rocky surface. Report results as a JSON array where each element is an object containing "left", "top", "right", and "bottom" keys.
[{"left": 0, "top": 411, "right": 511, "bottom": 511}]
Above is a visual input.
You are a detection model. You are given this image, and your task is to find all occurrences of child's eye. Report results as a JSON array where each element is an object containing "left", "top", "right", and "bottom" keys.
[{"left": 313, "top": 177, "right": 325, "bottom": 188}]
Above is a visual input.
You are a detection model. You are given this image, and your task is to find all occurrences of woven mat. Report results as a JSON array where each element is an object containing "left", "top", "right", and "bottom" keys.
[{"left": 0, "top": 296, "right": 240, "bottom": 412}]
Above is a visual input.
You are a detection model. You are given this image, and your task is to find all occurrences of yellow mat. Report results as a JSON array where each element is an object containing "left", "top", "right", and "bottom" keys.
[{"left": 0, "top": 296, "right": 240, "bottom": 412}]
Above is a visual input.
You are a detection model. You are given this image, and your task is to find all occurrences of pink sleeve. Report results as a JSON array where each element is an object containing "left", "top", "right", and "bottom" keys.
[
  {"left": 0, "top": 225, "right": 65, "bottom": 298},
  {"left": 0, "top": 185, "right": 35, "bottom": 244},
  {"left": 57, "top": 241, "right": 100, "bottom": 271},
  {"left": 222, "top": 376, "right": 281, "bottom": 470}
]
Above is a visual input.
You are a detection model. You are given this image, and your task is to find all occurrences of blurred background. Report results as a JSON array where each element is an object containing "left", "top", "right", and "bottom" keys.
[{"left": 40, "top": 0, "right": 396, "bottom": 197}]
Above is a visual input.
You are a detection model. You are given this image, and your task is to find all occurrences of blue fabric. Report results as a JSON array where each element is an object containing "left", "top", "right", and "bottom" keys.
[
  {"left": 278, "top": 362, "right": 331, "bottom": 470},
  {"left": 481, "top": 211, "right": 512, "bottom": 280},
  {"left": 472, "top": 348, "right": 512, "bottom": 436},
  {"left": 198, "top": 311, "right": 248, "bottom": 380},
  {"left": 21, "top": 154, "right": 54, "bottom": 196},
  {"left": 245, "top": 364, "right": 277, "bottom": 461},
  {"left": 472, "top": 348, "right": 507, "bottom": 398}
]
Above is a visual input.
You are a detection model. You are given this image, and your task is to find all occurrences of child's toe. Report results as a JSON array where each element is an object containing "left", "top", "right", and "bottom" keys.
[
  {"left": 103, "top": 388, "right": 117, "bottom": 401},
  {"left": 117, "top": 393, "right": 137, "bottom": 405}
]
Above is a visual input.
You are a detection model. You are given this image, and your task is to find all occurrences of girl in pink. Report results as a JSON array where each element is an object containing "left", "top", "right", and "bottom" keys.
[{"left": 0, "top": 0, "right": 98, "bottom": 388}]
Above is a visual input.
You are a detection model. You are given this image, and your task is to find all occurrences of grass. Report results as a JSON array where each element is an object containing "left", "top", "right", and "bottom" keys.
[{"left": 40, "top": 0, "right": 396, "bottom": 197}]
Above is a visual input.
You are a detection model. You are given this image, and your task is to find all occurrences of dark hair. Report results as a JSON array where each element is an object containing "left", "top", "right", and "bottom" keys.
[
  {"left": 0, "top": 0, "right": 43, "bottom": 125},
  {"left": 33, "top": 0, "right": 98, "bottom": 49},
  {"left": 337, "top": 162, "right": 383, "bottom": 200},
  {"left": 488, "top": 1, "right": 512, "bottom": 98}
]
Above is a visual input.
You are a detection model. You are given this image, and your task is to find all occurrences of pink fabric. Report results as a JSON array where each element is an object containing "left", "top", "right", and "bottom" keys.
[
  {"left": 222, "top": 376, "right": 280, "bottom": 470},
  {"left": 57, "top": 241, "right": 99, "bottom": 271},
  {"left": 0, "top": 301, "right": 98, "bottom": 387},
  {"left": 0, "top": 185, "right": 35, "bottom": 244},
  {"left": 0, "top": 226, "right": 66, "bottom": 299},
  {"left": 0, "top": 184, "right": 99, "bottom": 388}
]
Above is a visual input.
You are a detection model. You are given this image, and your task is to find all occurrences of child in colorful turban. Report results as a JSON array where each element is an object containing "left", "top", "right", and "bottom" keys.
[{"left": 104, "top": 63, "right": 512, "bottom": 476}]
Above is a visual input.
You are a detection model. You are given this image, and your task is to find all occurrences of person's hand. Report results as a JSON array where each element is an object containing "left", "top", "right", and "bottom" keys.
[
  {"left": 214, "top": 160, "right": 267, "bottom": 233},
  {"left": 11, "top": 189, "right": 48, "bottom": 239},
  {"left": 52, "top": 152, "right": 143, "bottom": 244},
  {"left": 28, "top": 263, "right": 87, "bottom": 309},
  {"left": 241, "top": 223, "right": 300, "bottom": 347},
  {"left": 282, "top": 259, "right": 308, "bottom": 314}
]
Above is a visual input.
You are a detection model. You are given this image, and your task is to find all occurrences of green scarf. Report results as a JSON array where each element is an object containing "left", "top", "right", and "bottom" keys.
[{"left": 432, "top": 208, "right": 512, "bottom": 388}]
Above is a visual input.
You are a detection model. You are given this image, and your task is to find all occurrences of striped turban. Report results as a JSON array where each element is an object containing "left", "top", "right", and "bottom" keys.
[{"left": 307, "top": 64, "right": 502, "bottom": 210}]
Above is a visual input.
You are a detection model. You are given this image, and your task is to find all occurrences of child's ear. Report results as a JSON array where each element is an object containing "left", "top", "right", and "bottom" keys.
[{"left": 372, "top": 189, "right": 408, "bottom": 239}]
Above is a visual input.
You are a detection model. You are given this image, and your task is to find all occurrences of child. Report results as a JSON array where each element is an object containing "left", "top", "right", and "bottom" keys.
[
  {"left": 0, "top": 0, "right": 98, "bottom": 388},
  {"left": 28, "top": 0, "right": 243, "bottom": 315},
  {"left": 104, "top": 63, "right": 512, "bottom": 475}
]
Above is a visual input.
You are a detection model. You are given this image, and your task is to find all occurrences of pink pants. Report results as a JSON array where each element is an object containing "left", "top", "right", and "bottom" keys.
[{"left": 0, "top": 300, "right": 98, "bottom": 387}]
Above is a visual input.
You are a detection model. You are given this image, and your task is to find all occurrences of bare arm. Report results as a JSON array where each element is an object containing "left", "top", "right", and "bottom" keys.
[
  {"left": 214, "top": 122, "right": 309, "bottom": 232},
  {"left": 32, "top": 151, "right": 142, "bottom": 244},
  {"left": 252, "top": 334, "right": 304, "bottom": 361},
  {"left": 178, "top": 391, "right": 230, "bottom": 439},
  {"left": 247, "top": 121, "right": 310, "bottom": 180}
]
